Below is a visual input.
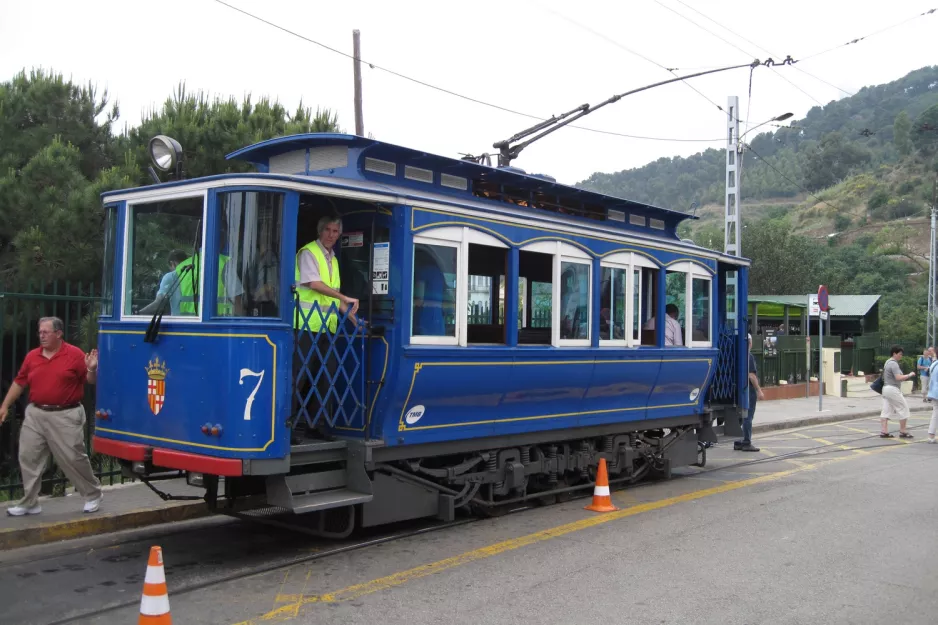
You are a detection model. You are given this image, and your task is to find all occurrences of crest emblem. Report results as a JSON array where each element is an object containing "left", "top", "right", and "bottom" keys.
[{"left": 146, "top": 357, "right": 169, "bottom": 415}]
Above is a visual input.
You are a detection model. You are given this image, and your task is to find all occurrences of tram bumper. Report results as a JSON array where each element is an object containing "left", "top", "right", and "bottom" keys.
[{"left": 93, "top": 436, "right": 244, "bottom": 477}]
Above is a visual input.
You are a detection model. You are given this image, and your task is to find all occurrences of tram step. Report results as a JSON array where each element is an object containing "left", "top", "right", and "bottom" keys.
[{"left": 282, "top": 488, "right": 374, "bottom": 513}]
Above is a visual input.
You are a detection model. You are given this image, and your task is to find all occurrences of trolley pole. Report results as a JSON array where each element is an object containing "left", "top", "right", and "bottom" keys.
[{"left": 352, "top": 29, "right": 364, "bottom": 137}]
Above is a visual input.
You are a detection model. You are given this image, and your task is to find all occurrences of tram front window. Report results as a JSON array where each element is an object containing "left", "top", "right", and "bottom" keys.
[
  {"left": 413, "top": 243, "right": 457, "bottom": 338},
  {"left": 215, "top": 191, "right": 284, "bottom": 318},
  {"left": 123, "top": 196, "right": 203, "bottom": 317}
]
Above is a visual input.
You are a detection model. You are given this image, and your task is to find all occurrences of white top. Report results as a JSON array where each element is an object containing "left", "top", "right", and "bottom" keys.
[{"left": 643, "top": 315, "right": 684, "bottom": 346}]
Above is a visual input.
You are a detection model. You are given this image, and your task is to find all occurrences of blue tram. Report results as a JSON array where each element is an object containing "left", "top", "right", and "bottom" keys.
[{"left": 92, "top": 133, "right": 751, "bottom": 535}]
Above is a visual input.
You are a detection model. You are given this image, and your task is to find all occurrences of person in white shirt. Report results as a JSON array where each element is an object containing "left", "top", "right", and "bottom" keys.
[{"left": 643, "top": 303, "right": 683, "bottom": 346}]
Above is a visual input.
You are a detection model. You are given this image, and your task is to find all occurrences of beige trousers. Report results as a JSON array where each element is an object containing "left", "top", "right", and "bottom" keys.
[{"left": 17, "top": 404, "right": 102, "bottom": 508}]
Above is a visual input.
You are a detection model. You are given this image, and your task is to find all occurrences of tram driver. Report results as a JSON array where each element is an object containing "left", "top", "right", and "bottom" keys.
[
  {"left": 642, "top": 303, "right": 683, "bottom": 346},
  {"left": 293, "top": 216, "right": 360, "bottom": 440}
]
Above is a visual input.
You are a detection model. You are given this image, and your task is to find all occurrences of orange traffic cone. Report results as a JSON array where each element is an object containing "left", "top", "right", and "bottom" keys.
[
  {"left": 584, "top": 458, "right": 618, "bottom": 512},
  {"left": 139, "top": 546, "right": 172, "bottom": 624}
]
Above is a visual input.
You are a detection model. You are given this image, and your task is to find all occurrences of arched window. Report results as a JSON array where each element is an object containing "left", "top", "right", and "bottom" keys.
[
  {"left": 411, "top": 226, "right": 508, "bottom": 346},
  {"left": 600, "top": 252, "right": 660, "bottom": 347},
  {"left": 665, "top": 261, "right": 714, "bottom": 347},
  {"left": 518, "top": 241, "right": 592, "bottom": 347}
]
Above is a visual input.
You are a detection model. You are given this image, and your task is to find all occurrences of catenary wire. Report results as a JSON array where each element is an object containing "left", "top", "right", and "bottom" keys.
[
  {"left": 799, "top": 7, "right": 937, "bottom": 62},
  {"left": 212, "top": 0, "right": 728, "bottom": 143}
]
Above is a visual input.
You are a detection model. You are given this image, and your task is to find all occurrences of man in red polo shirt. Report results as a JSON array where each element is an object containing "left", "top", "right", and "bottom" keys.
[{"left": 0, "top": 317, "right": 103, "bottom": 516}]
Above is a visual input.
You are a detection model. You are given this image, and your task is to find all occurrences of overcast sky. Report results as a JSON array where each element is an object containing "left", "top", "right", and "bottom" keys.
[{"left": 2, "top": 0, "right": 936, "bottom": 185}]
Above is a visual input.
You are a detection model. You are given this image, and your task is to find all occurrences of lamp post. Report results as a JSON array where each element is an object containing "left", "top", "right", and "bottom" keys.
[{"left": 724, "top": 106, "right": 792, "bottom": 328}]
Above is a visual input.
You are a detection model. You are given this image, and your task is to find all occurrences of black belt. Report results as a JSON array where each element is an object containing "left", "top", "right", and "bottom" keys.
[{"left": 32, "top": 403, "right": 81, "bottom": 412}]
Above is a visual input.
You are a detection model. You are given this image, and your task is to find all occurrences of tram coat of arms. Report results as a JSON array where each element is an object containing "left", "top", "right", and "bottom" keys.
[{"left": 146, "top": 357, "right": 169, "bottom": 415}]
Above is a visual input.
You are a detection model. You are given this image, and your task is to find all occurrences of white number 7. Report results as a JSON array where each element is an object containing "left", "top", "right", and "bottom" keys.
[{"left": 239, "top": 368, "right": 265, "bottom": 421}]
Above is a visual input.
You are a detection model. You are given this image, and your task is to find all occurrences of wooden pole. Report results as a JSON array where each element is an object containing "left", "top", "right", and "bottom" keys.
[{"left": 353, "top": 29, "right": 364, "bottom": 136}]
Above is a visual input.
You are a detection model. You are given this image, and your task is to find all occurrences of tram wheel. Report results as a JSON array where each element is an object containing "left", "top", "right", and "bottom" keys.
[{"left": 693, "top": 442, "right": 707, "bottom": 468}]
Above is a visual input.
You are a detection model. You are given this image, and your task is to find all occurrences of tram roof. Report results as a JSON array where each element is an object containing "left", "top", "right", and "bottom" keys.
[{"left": 225, "top": 133, "right": 697, "bottom": 228}]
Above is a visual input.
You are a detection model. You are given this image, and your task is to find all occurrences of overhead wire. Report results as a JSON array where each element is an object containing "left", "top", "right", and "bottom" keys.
[
  {"left": 651, "top": 0, "right": 827, "bottom": 110},
  {"left": 653, "top": 0, "right": 935, "bottom": 236},
  {"left": 798, "top": 7, "right": 937, "bottom": 62},
  {"left": 211, "top": 0, "right": 727, "bottom": 144},
  {"left": 537, "top": 5, "right": 734, "bottom": 119}
]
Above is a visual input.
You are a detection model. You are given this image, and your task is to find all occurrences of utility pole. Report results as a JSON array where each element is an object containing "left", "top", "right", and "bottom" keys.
[
  {"left": 724, "top": 96, "right": 741, "bottom": 329},
  {"left": 928, "top": 178, "right": 938, "bottom": 349},
  {"left": 352, "top": 29, "right": 364, "bottom": 136}
]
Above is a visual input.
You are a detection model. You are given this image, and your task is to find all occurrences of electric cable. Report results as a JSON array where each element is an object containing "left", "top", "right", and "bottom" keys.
[
  {"left": 799, "top": 7, "right": 937, "bottom": 62},
  {"left": 212, "top": 0, "right": 728, "bottom": 144}
]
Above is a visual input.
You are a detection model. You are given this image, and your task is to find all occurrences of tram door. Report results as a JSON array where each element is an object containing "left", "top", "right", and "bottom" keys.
[{"left": 293, "top": 194, "right": 390, "bottom": 438}]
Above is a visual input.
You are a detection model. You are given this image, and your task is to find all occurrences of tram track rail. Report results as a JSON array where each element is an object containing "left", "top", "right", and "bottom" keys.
[{"left": 31, "top": 421, "right": 933, "bottom": 625}]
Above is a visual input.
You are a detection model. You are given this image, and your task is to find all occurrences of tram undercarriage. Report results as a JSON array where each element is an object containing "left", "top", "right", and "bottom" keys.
[{"left": 185, "top": 418, "right": 706, "bottom": 538}]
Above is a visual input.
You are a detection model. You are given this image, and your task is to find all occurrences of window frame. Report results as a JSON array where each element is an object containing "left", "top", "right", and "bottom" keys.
[
  {"left": 411, "top": 226, "right": 508, "bottom": 346},
  {"left": 519, "top": 241, "right": 592, "bottom": 348},
  {"left": 601, "top": 252, "right": 659, "bottom": 347},
  {"left": 667, "top": 261, "right": 714, "bottom": 348},
  {"left": 120, "top": 190, "right": 208, "bottom": 323},
  {"left": 210, "top": 189, "right": 286, "bottom": 320}
]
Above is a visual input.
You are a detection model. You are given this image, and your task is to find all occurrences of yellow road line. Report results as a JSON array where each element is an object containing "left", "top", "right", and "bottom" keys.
[
  {"left": 234, "top": 439, "right": 919, "bottom": 625},
  {"left": 234, "top": 464, "right": 816, "bottom": 624},
  {"left": 835, "top": 424, "right": 875, "bottom": 435},
  {"left": 812, "top": 436, "right": 871, "bottom": 455},
  {"left": 758, "top": 447, "right": 810, "bottom": 468}
]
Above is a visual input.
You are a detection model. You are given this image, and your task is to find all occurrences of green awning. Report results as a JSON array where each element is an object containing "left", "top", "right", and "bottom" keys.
[{"left": 748, "top": 297, "right": 808, "bottom": 318}]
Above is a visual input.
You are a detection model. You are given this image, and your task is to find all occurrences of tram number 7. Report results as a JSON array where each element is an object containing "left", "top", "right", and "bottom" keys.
[{"left": 238, "top": 368, "right": 265, "bottom": 421}]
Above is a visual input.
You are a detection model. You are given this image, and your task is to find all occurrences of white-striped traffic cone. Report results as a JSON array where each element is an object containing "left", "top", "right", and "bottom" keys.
[
  {"left": 585, "top": 457, "right": 618, "bottom": 512},
  {"left": 139, "top": 546, "right": 172, "bottom": 624}
]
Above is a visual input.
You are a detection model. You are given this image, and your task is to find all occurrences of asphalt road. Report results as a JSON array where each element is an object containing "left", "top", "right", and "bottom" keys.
[{"left": 2, "top": 414, "right": 936, "bottom": 625}]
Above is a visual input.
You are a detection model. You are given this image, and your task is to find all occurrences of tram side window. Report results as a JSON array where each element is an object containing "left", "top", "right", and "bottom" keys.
[
  {"left": 666, "top": 269, "right": 688, "bottom": 333},
  {"left": 412, "top": 243, "right": 457, "bottom": 339},
  {"left": 600, "top": 267, "right": 626, "bottom": 341},
  {"left": 638, "top": 267, "right": 659, "bottom": 345},
  {"left": 691, "top": 276, "right": 711, "bottom": 344},
  {"left": 560, "top": 261, "right": 590, "bottom": 341},
  {"left": 518, "top": 250, "right": 552, "bottom": 345},
  {"left": 467, "top": 243, "right": 507, "bottom": 344},
  {"left": 215, "top": 191, "right": 284, "bottom": 318},
  {"left": 123, "top": 196, "right": 204, "bottom": 317}
]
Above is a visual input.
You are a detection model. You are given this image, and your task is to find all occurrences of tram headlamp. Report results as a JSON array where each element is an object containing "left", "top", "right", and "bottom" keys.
[{"left": 148, "top": 135, "right": 183, "bottom": 173}]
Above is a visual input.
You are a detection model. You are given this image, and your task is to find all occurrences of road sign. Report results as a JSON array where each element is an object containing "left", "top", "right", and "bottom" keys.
[
  {"left": 818, "top": 285, "right": 829, "bottom": 312},
  {"left": 820, "top": 310, "right": 829, "bottom": 320}
]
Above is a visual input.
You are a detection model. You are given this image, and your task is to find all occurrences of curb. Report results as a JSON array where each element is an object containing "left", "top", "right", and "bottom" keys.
[
  {"left": 0, "top": 500, "right": 209, "bottom": 551},
  {"left": 751, "top": 405, "right": 933, "bottom": 435}
]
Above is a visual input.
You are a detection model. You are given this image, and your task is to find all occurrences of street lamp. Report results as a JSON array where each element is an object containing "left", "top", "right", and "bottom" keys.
[{"left": 738, "top": 112, "right": 793, "bottom": 149}]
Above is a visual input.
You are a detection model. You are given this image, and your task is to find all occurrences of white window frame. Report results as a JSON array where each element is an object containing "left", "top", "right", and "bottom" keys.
[
  {"left": 599, "top": 254, "right": 629, "bottom": 347},
  {"left": 120, "top": 191, "right": 208, "bottom": 322},
  {"left": 411, "top": 227, "right": 508, "bottom": 346},
  {"left": 519, "top": 241, "right": 592, "bottom": 347},
  {"left": 602, "top": 252, "right": 659, "bottom": 347},
  {"left": 632, "top": 254, "right": 658, "bottom": 346},
  {"left": 667, "top": 261, "right": 714, "bottom": 348}
]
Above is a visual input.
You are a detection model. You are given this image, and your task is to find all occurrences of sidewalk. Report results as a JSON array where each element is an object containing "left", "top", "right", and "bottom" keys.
[
  {"left": 0, "top": 478, "right": 208, "bottom": 551},
  {"left": 750, "top": 393, "right": 933, "bottom": 434},
  {"left": 1, "top": 395, "right": 933, "bottom": 551}
]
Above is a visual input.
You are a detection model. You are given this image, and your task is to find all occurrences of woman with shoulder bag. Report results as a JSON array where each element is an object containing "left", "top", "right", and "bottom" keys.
[{"left": 880, "top": 345, "right": 916, "bottom": 439}]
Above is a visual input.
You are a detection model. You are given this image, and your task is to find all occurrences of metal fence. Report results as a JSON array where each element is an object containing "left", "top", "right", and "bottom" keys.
[{"left": 0, "top": 281, "right": 129, "bottom": 502}]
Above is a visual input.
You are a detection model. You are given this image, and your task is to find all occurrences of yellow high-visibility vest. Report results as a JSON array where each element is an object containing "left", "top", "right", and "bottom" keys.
[
  {"left": 294, "top": 242, "right": 340, "bottom": 332},
  {"left": 176, "top": 253, "right": 232, "bottom": 316}
]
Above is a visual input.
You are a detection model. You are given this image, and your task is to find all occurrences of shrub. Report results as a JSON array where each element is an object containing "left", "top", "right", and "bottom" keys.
[{"left": 833, "top": 213, "right": 852, "bottom": 231}]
